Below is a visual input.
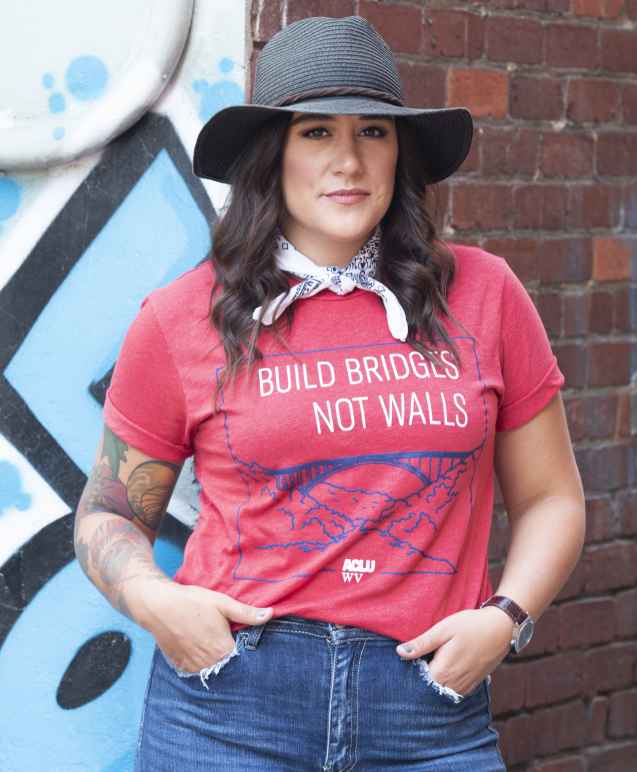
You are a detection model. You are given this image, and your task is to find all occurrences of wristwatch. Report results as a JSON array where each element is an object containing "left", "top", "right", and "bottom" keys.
[{"left": 479, "top": 595, "right": 535, "bottom": 655}]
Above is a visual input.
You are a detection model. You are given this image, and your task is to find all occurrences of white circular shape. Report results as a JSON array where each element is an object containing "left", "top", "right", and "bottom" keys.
[{"left": 0, "top": 0, "right": 194, "bottom": 171}]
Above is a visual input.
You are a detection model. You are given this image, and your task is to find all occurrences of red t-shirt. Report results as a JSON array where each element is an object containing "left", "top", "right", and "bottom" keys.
[{"left": 103, "top": 244, "right": 564, "bottom": 642}]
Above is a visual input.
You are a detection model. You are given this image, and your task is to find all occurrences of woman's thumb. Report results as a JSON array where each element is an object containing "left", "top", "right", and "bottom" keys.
[{"left": 224, "top": 598, "right": 274, "bottom": 624}]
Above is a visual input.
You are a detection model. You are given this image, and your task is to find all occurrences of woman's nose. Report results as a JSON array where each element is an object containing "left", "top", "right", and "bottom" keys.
[{"left": 331, "top": 137, "right": 364, "bottom": 174}]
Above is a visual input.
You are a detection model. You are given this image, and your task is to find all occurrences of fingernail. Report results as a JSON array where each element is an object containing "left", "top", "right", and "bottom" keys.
[
  {"left": 397, "top": 644, "right": 413, "bottom": 655},
  {"left": 256, "top": 608, "right": 271, "bottom": 620}
]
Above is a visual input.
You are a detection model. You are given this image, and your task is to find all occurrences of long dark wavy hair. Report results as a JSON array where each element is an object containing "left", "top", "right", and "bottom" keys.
[{"left": 206, "top": 112, "right": 470, "bottom": 409}]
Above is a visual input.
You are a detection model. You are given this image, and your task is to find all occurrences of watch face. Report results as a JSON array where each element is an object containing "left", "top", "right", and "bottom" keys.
[{"left": 516, "top": 618, "right": 534, "bottom": 651}]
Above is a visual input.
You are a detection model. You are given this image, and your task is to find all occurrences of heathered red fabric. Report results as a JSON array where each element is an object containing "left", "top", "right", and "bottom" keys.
[{"left": 103, "top": 244, "right": 564, "bottom": 642}]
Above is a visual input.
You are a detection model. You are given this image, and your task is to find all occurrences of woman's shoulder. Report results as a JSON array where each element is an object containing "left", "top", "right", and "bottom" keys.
[
  {"left": 141, "top": 259, "right": 217, "bottom": 334},
  {"left": 442, "top": 240, "right": 514, "bottom": 290}
]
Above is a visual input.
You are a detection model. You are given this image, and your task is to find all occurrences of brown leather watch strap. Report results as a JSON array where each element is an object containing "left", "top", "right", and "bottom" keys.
[{"left": 480, "top": 595, "right": 528, "bottom": 625}]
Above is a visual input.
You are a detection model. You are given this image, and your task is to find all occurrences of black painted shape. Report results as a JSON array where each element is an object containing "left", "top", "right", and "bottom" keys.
[
  {"left": 0, "top": 511, "right": 190, "bottom": 648},
  {"left": 0, "top": 110, "right": 216, "bottom": 512},
  {"left": 57, "top": 630, "right": 132, "bottom": 709},
  {"left": 90, "top": 366, "right": 114, "bottom": 406}
]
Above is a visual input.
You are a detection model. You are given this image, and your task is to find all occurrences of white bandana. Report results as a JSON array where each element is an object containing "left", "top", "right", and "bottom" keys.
[{"left": 252, "top": 227, "right": 409, "bottom": 342}]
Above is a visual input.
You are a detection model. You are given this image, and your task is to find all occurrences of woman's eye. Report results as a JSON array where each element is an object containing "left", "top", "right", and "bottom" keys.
[{"left": 302, "top": 126, "right": 387, "bottom": 138}]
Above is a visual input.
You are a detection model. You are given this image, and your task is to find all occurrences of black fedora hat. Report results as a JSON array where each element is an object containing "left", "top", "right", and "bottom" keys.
[{"left": 192, "top": 15, "right": 473, "bottom": 185}]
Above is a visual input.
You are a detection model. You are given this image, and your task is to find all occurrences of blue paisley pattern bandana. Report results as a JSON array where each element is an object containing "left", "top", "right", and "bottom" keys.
[{"left": 252, "top": 226, "right": 409, "bottom": 342}]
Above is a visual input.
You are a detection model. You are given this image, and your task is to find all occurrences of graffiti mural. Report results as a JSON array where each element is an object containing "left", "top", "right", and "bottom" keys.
[{"left": 0, "top": 1, "right": 247, "bottom": 769}]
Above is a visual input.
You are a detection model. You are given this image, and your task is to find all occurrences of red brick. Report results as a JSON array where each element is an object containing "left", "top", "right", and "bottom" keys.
[
  {"left": 567, "top": 78, "right": 622, "bottom": 123},
  {"left": 624, "top": 84, "right": 637, "bottom": 125},
  {"left": 566, "top": 396, "right": 617, "bottom": 443},
  {"left": 563, "top": 292, "right": 589, "bottom": 336},
  {"left": 617, "top": 490, "right": 637, "bottom": 536},
  {"left": 511, "top": 76, "right": 563, "bottom": 121},
  {"left": 601, "top": 28, "right": 637, "bottom": 73},
  {"left": 483, "top": 238, "right": 540, "bottom": 282},
  {"left": 531, "top": 701, "right": 588, "bottom": 757},
  {"left": 590, "top": 696, "right": 609, "bottom": 744},
  {"left": 625, "top": 181, "right": 637, "bottom": 227},
  {"left": 590, "top": 289, "right": 614, "bottom": 333},
  {"left": 485, "top": 16, "right": 544, "bottom": 65},
  {"left": 615, "top": 388, "right": 630, "bottom": 435},
  {"left": 589, "top": 743, "right": 637, "bottom": 770},
  {"left": 583, "top": 497, "right": 614, "bottom": 542},
  {"left": 513, "top": 185, "right": 568, "bottom": 230},
  {"left": 358, "top": 1, "right": 422, "bottom": 55},
  {"left": 286, "top": 0, "right": 355, "bottom": 24},
  {"left": 585, "top": 542, "right": 637, "bottom": 592},
  {"left": 613, "top": 287, "right": 631, "bottom": 333},
  {"left": 584, "top": 642, "right": 636, "bottom": 695},
  {"left": 568, "top": 185, "right": 622, "bottom": 230},
  {"left": 497, "top": 713, "right": 535, "bottom": 767},
  {"left": 598, "top": 132, "right": 637, "bottom": 176},
  {"left": 488, "top": 509, "right": 509, "bottom": 562},
  {"left": 480, "top": 126, "right": 540, "bottom": 177},
  {"left": 628, "top": 0, "right": 637, "bottom": 17},
  {"left": 575, "top": 444, "right": 629, "bottom": 490},
  {"left": 490, "top": 661, "right": 526, "bottom": 715},
  {"left": 546, "top": 24, "right": 599, "bottom": 69},
  {"left": 539, "top": 238, "right": 592, "bottom": 283},
  {"left": 423, "top": 10, "right": 467, "bottom": 58},
  {"left": 467, "top": 13, "right": 484, "bottom": 60},
  {"left": 541, "top": 132, "right": 594, "bottom": 178},
  {"left": 534, "top": 758, "right": 585, "bottom": 772},
  {"left": 537, "top": 291, "right": 562, "bottom": 336},
  {"left": 554, "top": 343, "right": 588, "bottom": 388},
  {"left": 590, "top": 342, "right": 632, "bottom": 385},
  {"left": 525, "top": 652, "right": 587, "bottom": 708},
  {"left": 593, "top": 237, "right": 634, "bottom": 281},
  {"left": 447, "top": 68, "right": 509, "bottom": 119},
  {"left": 615, "top": 587, "right": 637, "bottom": 637},
  {"left": 560, "top": 597, "right": 616, "bottom": 648},
  {"left": 253, "top": 0, "right": 283, "bottom": 42},
  {"left": 608, "top": 689, "right": 637, "bottom": 738},
  {"left": 574, "top": 0, "right": 625, "bottom": 17},
  {"left": 451, "top": 184, "right": 513, "bottom": 231},
  {"left": 397, "top": 62, "right": 446, "bottom": 108}
]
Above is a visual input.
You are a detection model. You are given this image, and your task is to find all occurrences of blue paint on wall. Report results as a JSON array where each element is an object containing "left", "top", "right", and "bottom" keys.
[
  {"left": 0, "top": 461, "right": 31, "bottom": 515},
  {"left": 49, "top": 92, "right": 66, "bottom": 114},
  {"left": 42, "top": 72, "right": 55, "bottom": 89},
  {"left": 0, "top": 536, "right": 182, "bottom": 771},
  {"left": 4, "top": 150, "right": 211, "bottom": 475},
  {"left": 193, "top": 59, "right": 244, "bottom": 122},
  {"left": 0, "top": 177, "right": 21, "bottom": 221},
  {"left": 65, "top": 55, "right": 109, "bottom": 101},
  {"left": 53, "top": 127, "right": 65, "bottom": 140}
]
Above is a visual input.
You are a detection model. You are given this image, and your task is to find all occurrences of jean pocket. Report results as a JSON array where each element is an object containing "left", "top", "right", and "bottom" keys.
[
  {"left": 411, "top": 656, "right": 490, "bottom": 705},
  {"left": 157, "top": 632, "right": 246, "bottom": 690}
]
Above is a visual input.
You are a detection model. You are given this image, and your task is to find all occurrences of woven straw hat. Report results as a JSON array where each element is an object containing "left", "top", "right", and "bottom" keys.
[{"left": 192, "top": 15, "right": 473, "bottom": 185}]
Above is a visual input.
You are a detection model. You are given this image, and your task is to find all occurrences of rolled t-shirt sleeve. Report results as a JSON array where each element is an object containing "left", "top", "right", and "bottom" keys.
[
  {"left": 496, "top": 262, "right": 565, "bottom": 432},
  {"left": 103, "top": 294, "right": 193, "bottom": 463}
]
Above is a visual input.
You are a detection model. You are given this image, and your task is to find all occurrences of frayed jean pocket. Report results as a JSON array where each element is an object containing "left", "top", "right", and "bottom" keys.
[{"left": 157, "top": 632, "right": 246, "bottom": 690}]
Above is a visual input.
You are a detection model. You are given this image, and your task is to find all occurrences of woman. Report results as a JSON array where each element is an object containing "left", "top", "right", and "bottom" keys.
[{"left": 75, "top": 15, "right": 586, "bottom": 771}]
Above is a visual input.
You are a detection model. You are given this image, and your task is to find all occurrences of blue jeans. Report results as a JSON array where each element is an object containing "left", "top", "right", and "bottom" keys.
[{"left": 135, "top": 614, "right": 506, "bottom": 771}]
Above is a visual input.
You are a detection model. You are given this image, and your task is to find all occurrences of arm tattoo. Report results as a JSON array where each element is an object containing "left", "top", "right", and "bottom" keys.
[{"left": 75, "top": 427, "right": 180, "bottom": 620}]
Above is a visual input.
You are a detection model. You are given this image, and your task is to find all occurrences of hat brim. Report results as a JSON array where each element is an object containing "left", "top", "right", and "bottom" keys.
[{"left": 192, "top": 95, "right": 472, "bottom": 185}]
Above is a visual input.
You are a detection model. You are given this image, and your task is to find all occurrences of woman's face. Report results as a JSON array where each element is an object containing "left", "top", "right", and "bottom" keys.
[{"left": 280, "top": 112, "right": 399, "bottom": 263}]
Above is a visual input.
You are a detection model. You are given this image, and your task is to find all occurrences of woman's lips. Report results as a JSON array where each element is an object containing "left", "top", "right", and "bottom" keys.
[{"left": 325, "top": 193, "right": 369, "bottom": 205}]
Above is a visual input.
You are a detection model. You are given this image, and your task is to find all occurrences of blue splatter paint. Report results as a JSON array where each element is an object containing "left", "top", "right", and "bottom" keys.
[
  {"left": 0, "top": 461, "right": 31, "bottom": 515},
  {"left": 53, "top": 127, "right": 65, "bottom": 140},
  {"left": 49, "top": 92, "right": 66, "bottom": 114},
  {"left": 193, "top": 78, "right": 244, "bottom": 123},
  {"left": 0, "top": 177, "right": 21, "bottom": 221},
  {"left": 65, "top": 55, "right": 108, "bottom": 101},
  {"left": 42, "top": 72, "right": 55, "bottom": 89},
  {"left": 219, "top": 57, "right": 234, "bottom": 74}
]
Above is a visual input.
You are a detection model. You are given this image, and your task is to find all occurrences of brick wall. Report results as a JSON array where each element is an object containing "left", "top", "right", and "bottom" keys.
[{"left": 249, "top": 1, "right": 637, "bottom": 768}]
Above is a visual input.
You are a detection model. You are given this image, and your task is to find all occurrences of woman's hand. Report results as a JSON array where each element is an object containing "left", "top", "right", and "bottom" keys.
[
  {"left": 138, "top": 580, "right": 274, "bottom": 673},
  {"left": 395, "top": 607, "right": 514, "bottom": 696}
]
